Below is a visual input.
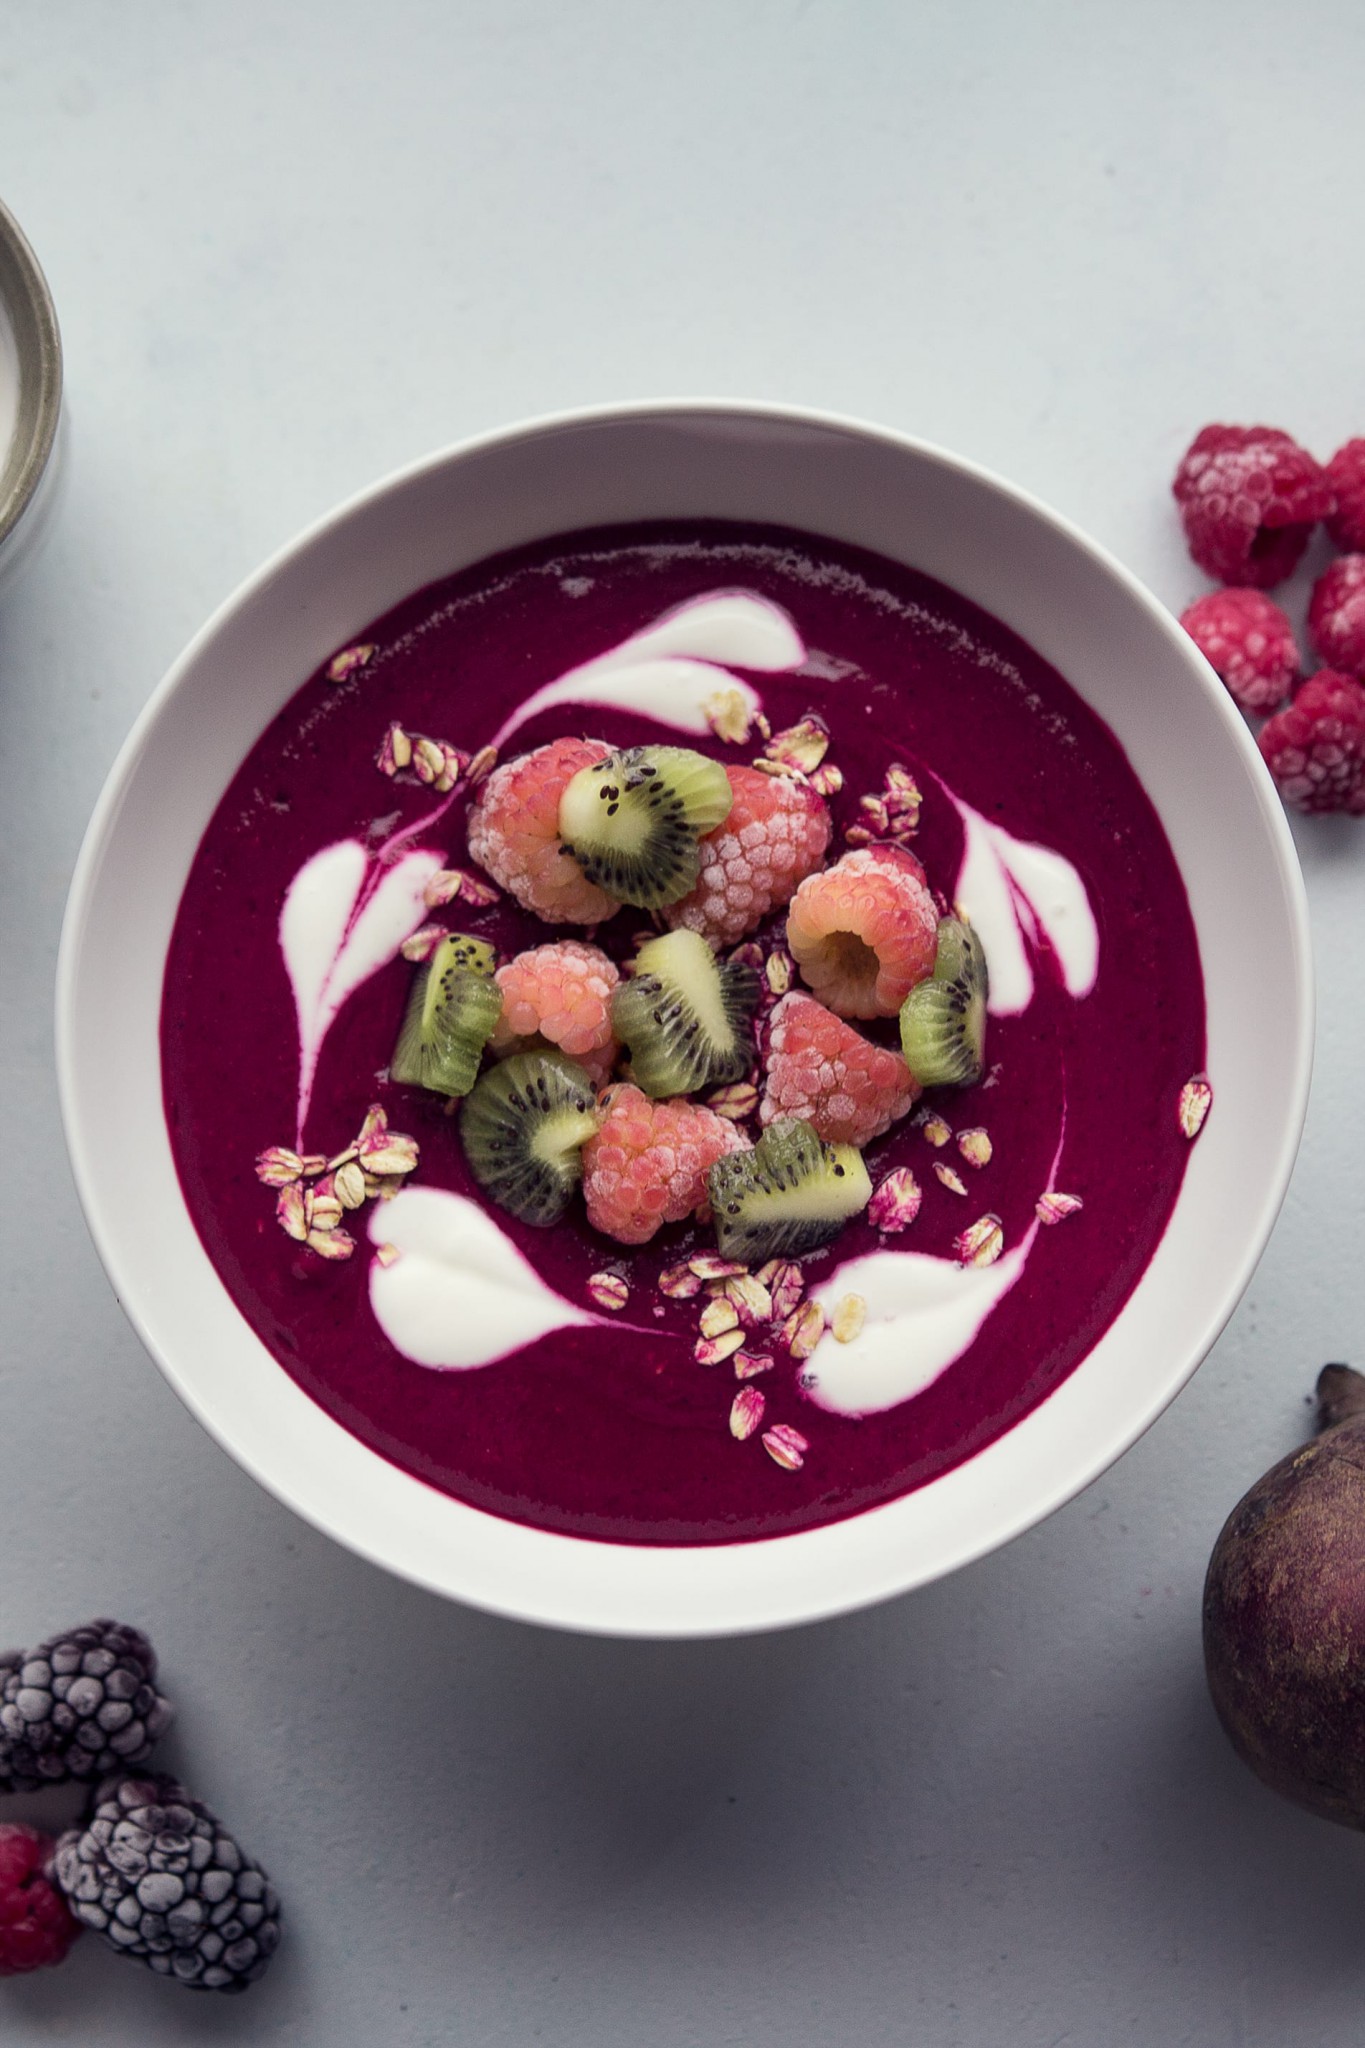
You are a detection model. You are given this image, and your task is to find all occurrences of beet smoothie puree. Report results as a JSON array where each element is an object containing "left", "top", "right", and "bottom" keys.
[{"left": 160, "top": 521, "right": 1206, "bottom": 1545}]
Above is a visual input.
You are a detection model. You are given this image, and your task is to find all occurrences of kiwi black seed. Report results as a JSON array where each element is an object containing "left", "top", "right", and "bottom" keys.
[
  {"left": 556, "top": 744, "right": 733, "bottom": 910},
  {"left": 611, "top": 928, "right": 759, "bottom": 1098},
  {"left": 459, "top": 1049, "right": 601, "bottom": 1228},
  {"left": 389, "top": 934, "right": 502, "bottom": 1098},
  {"left": 898, "top": 916, "right": 989, "bottom": 1088},
  {"left": 706, "top": 1116, "right": 871, "bottom": 1266}
]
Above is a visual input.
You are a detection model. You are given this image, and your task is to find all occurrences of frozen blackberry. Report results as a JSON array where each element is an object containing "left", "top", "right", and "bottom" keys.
[
  {"left": 55, "top": 1773, "right": 280, "bottom": 1994},
  {"left": 0, "top": 1620, "right": 173, "bottom": 1793}
]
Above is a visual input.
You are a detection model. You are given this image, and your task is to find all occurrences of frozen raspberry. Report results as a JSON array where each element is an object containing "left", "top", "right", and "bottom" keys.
[
  {"left": 1258, "top": 670, "right": 1365, "bottom": 814},
  {"left": 785, "top": 844, "right": 939, "bottom": 1019},
  {"left": 581, "top": 1083, "right": 748, "bottom": 1245},
  {"left": 467, "top": 738, "right": 620, "bottom": 925},
  {"left": 760, "top": 991, "right": 919, "bottom": 1146},
  {"left": 1307, "top": 556, "right": 1365, "bottom": 677},
  {"left": 1178, "top": 589, "right": 1298, "bottom": 713},
  {"left": 1172, "top": 425, "right": 1332, "bottom": 588},
  {"left": 0, "top": 1825, "right": 81, "bottom": 1976},
  {"left": 0, "top": 1618, "right": 174, "bottom": 1792},
  {"left": 56, "top": 1772, "right": 281, "bottom": 1993},
  {"left": 665, "top": 765, "right": 832, "bottom": 948},
  {"left": 1325, "top": 440, "right": 1365, "bottom": 552},
  {"left": 490, "top": 940, "right": 620, "bottom": 1084}
]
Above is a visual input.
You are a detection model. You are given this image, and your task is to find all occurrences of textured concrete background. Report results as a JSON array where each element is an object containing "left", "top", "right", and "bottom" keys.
[{"left": 2, "top": 3, "right": 1364, "bottom": 2041}]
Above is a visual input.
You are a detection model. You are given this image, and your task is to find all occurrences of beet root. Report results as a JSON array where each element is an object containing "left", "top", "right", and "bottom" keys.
[{"left": 1203, "top": 1365, "right": 1365, "bottom": 1828}]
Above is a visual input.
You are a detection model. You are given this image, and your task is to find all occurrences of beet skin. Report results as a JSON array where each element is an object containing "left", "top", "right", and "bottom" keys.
[{"left": 1203, "top": 1365, "right": 1365, "bottom": 1828}]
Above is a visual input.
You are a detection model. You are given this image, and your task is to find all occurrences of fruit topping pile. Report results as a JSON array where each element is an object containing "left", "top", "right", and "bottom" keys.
[
  {"left": 1171, "top": 422, "right": 1365, "bottom": 813},
  {"left": 370, "top": 734, "right": 990, "bottom": 1281}
]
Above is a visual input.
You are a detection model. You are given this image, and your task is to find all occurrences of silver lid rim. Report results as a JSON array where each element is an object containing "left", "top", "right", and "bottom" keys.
[{"left": 0, "top": 197, "right": 62, "bottom": 554}]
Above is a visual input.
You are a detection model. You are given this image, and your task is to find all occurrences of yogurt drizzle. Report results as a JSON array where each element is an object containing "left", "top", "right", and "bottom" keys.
[{"left": 276, "top": 589, "right": 1100, "bottom": 1413}]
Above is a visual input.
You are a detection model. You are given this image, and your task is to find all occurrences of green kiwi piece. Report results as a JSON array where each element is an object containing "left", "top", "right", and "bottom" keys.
[
  {"left": 390, "top": 935, "right": 502, "bottom": 1098},
  {"left": 707, "top": 1117, "right": 871, "bottom": 1266},
  {"left": 557, "top": 744, "right": 733, "bottom": 909},
  {"left": 459, "top": 1050, "right": 601, "bottom": 1228},
  {"left": 898, "top": 916, "right": 989, "bottom": 1088},
  {"left": 611, "top": 928, "right": 759, "bottom": 1098}
]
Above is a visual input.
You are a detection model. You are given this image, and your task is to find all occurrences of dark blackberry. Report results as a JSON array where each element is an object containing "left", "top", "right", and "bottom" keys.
[
  {"left": 55, "top": 1773, "right": 281, "bottom": 1993},
  {"left": 0, "top": 1619, "right": 174, "bottom": 1792}
]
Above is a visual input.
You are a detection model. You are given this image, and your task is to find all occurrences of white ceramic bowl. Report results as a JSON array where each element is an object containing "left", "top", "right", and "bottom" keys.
[{"left": 57, "top": 402, "right": 1312, "bottom": 1638}]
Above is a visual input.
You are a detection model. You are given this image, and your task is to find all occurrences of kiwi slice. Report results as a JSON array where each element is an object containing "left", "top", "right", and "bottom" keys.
[
  {"left": 390, "top": 935, "right": 502, "bottom": 1098},
  {"left": 707, "top": 1117, "right": 871, "bottom": 1266},
  {"left": 611, "top": 928, "right": 759, "bottom": 1098},
  {"left": 557, "top": 744, "right": 733, "bottom": 910},
  {"left": 459, "top": 1050, "right": 601, "bottom": 1227},
  {"left": 898, "top": 916, "right": 989, "bottom": 1087}
]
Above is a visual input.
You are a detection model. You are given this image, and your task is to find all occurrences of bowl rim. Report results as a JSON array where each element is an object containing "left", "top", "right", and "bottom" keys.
[
  {"left": 55, "top": 397, "right": 1314, "bottom": 1635},
  {"left": 0, "top": 196, "right": 62, "bottom": 552}
]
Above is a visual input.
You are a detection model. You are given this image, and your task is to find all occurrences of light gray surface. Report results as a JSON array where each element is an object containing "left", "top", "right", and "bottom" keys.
[{"left": 2, "top": 2, "right": 1363, "bottom": 2040}]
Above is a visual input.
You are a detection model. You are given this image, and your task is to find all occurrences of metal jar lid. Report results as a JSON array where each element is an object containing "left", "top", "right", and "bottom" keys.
[{"left": 0, "top": 198, "right": 62, "bottom": 582}]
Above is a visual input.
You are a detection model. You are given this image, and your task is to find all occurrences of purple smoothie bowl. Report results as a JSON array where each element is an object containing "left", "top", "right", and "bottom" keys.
[{"left": 56, "top": 402, "right": 1312, "bottom": 1636}]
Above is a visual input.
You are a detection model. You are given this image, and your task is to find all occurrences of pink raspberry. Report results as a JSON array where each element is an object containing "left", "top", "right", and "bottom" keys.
[
  {"left": 1178, "top": 588, "right": 1299, "bottom": 714},
  {"left": 581, "top": 1083, "right": 748, "bottom": 1245},
  {"left": 1308, "top": 556, "right": 1365, "bottom": 678},
  {"left": 467, "top": 738, "right": 620, "bottom": 925},
  {"left": 1172, "top": 425, "right": 1332, "bottom": 588},
  {"left": 665, "top": 764, "right": 832, "bottom": 948},
  {"left": 0, "top": 1824, "right": 81, "bottom": 1977},
  {"left": 1258, "top": 670, "right": 1365, "bottom": 814},
  {"left": 490, "top": 940, "right": 620, "bottom": 1085},
  {"left": 785, "top": 844, "right": 938, "bottom": 1019},
  {"left": 1325, "top": 440, "right": 1365, "bottom": 552},
  {"left": 761, "top": 991, "right": 919, "bottom": 1146}
]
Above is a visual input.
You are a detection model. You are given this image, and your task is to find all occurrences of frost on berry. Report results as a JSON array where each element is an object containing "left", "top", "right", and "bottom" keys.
[
  {"left": 1172, "top": 425, "right": 1332, "bottom": 589},
  {"left": 1326, "top": 440, "right": 1365, "bottom": 553},
  {"left": 1258, "top": 670, "right": 1365, "bottom": 814},
  {"left": 1178, "top": 589, "right": 1299, "bottom": 714},
  {"left": 1307, "top": 557, "right": 1365, "bottom": 679}
]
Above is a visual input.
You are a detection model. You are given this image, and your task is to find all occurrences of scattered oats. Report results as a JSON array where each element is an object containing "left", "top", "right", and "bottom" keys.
[
  {"left": 305, "top": 1179, "right": 344, "bottom": 1233},
  {"left": 809, "top": 762, "right": 844, "bottom": 797},
  {"left": 255, "top": 1146, "right": 303, "bottom": 1188},
  {"left": 373, "top": 1241, "right": 400, "bottom": 1268},
  {"left": 1178, "top": 1073, "right": 1213, "bottom": 1140},
  {"left": 659, "top": 1261, "right": 704, "bottom": 1300},
  {"left": 704, "top": 686, "right": 754, "bottom": 744},
  {"left": 916, "top": 1110, "right": 953, "bottom": 1147},
  {"left": 858, "top": 793, "right": 891, "bottom": 835},
  {"left": 466, "top": 743, "right": 499, "bottom": 785},
  {"left": 767, "top": 1260, "right": 805, "bottom": 1322},
  {"left": 1036, "top": 1190, "right": 1084, "bottom": 1225},
  {"left": 765, "top": 950, "right": 794, "bottom": 998},
  {"left": 754, "top": 711, "right": 772, "bottom": 741},
  {"left": 868, "top": 1166, "right": 922, "bottom": 1232},
  {"left": 362, "top": 1138, "right": 420, "bottom": 1177},
  {"left": 762, "top": 718, "right": 829, "bottom": 776},
  {"left": 883, "top": 764, "right": 922, "bottom": 829},
  {"left": 689, "top": 1253, "right": 750, "bottom": 1281},
  {"left": 413, "top": 736, "right": 447, "bottom": 785},
  {"left": 587, "top": 1271, "right": 630, "bottom": 1312},
  {"left": 762, "top": 1424, "right": 809, "bottom": 1472},
  {"left": 934, "top": 1162, "right": 968, "bottom": 1196},
  {"left": 695, "top": 1328, "right": 746, "bottom": 1366},
  {"left": 326, "top": 1145, "right": 359, "bottom": 1172},
  {"left": 699, "top": 1297, "right": 741, "bottom": 1339},
  {"left": 327, "top": 643, "right": 375, "bottom": 683},
  {"left": 364, "top": 1173, "right": 399, "bottom": 1200},
  {"left": 299, "top": 1154, "right": 328, "bottom": 1179},
  {"left": 423, "top": 869, "right": 465, "bottom": 909},
  {"left": 707, "top": 1080, "right": 759, "bottom": 1121},
  {"left": 781, "top": 1298, "right": 826, "bottom": 1360},
  {"left": 955, "top": 1214, "right": 1004, "bottom": 1267},
  {"left": 730, "top": 1387, "right": 767, "bottom": 1440},
  {"left": 308, "top": 1227, "right": 355, "bottom": 1260},
  {"left": 276, "top": 1184, "right": 308, "bottom": 1242},
  {"left": 334, "top": 1160, "right": 368, "bottom": 1209},
  {"left": 728, "top": 941, "right": 765, "bottom": 972},
  {"left": 831, "top": 1293, "right": 867, "bottom": 1344},
  {"left": 453, "top": 868, "right": 501, "bottom": 908},
  {"left": 725, "top": 1273, "right": 774, "bottom": 1326},
  {"left": 844, "top": 825, "right": 875, "bottom": 846},
  {"left": 957, "top": 1128, "right": 992, "bottom": 1169},
  {"left": 734, "top": 1351, "right": 774, "bottom": 1380},
  {"left": 401, "top": 924, "right": 447, "bottom": 963},
  {"left": 752, "top": 755, "right": 797, "bottom": 779}
]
